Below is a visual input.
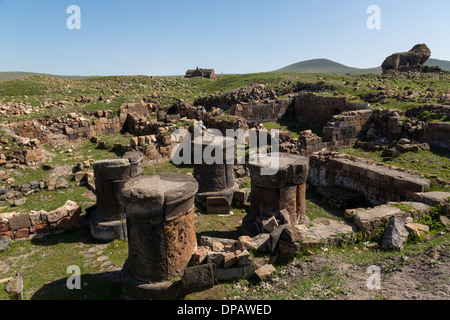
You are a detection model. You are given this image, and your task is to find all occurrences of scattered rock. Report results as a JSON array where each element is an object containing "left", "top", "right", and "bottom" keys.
[
  {"left": 0, "top": 235, "right": 11, "bottom": 252},
  {"left": 11, "top": 198, "right": 26, "bottom": 207},
  {"left": 5, "top": 275, "right": 23, "bottom": 300},
  {"left": 405, "top": 222, "right": 429, "bottom": 236},
  {"left": 254, "top": 264, "right": 276, "bottom": 281},
  {"left": 381, "top": 216, "right": 409, "bottom": 251},
  {"left": 237, "top": 236, "right": 257, "bottom": 251},
  {"left": 439, "top": 215, "right": 450, "bottom": 227}
]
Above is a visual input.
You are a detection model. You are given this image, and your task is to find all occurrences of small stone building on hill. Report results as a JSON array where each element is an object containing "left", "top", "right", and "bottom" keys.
[{"left": 185, "top": 67, "right": 217, "bottom": 79}]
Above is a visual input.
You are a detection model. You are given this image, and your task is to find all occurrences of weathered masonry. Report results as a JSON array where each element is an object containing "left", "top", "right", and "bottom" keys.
[
  {"left": 120, "top": 173, "right": 198, "bottom": 300},
  {"left": 308, "top": 152, "right": 432, "bottom": 206}
]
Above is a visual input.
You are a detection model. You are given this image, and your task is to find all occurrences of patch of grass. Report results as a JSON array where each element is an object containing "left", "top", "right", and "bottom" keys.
[
  {"left": 142, "top": 161, "right": 193, "bottom": 176},
  {"left": 0, "top": 224, "right": 127, "bottom": 300},
  {"left": 305, "top": 187, "right": 345, "bottom": 222}
]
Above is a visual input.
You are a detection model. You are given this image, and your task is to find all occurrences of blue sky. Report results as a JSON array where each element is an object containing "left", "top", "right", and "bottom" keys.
[{"left": 0, "top": 0, "right": 449, "bottom": 76}]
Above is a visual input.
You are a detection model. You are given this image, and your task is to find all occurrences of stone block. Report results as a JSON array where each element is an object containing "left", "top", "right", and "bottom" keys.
[
  {"left": 206, "top": 251, "right": 224, "bottom": 268},
  {"left": 8, "top": 213, "right": 31, "bottom": 231},
  {"left": 236, "top": 250, "right": 252, "bottom": 266},
  {"left": 192, "top": 247, "right": 209, "bottom": 264},
  {"left": 237, "top": 236, "right": 257, "bottom": 251},
  {"left": 45, "top": 207, "right": 69, "bottom": 224},
  {"left": 181, "top": 264, "right": 215, "bottom": 295},
  {"left": 223, "top": 252, "right": 237, "bottom": 268},
  {"left": 205, "top": 196, "right": 230, "bottom": 214},
  {"left": 14, "top": 228, "right": 29, "bottom": 239},
  {"left": 29, "top": 210, "right": 46, "bottom": 226},
  {"left": 255, "top": 264, "right": 276, "bottom": 281}
]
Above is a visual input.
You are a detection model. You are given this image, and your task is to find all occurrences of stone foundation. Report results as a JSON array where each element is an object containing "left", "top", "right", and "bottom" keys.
[{"left": 0, "top": 201, "right": 81, "bottom": 240}]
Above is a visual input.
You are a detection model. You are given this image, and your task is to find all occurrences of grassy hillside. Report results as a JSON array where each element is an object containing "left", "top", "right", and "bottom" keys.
[
  {"left": 0, "top": 71, "right": 96, "bottom": 81},
  {"left": 0, "top": 71, "right": 449, "bottom": 122},
  {"left": 274, "top": 59, "right": 381, "bottom": 75}
]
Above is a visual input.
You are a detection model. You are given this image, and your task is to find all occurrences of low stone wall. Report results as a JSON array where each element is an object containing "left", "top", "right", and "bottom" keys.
[
  {"left": 0, "top": 200, "right": 81, "bottom": 240},
  {"left": 308, "top": 152, "right": 431, "bottom": 206},
  {"left": 421, "top": 122, "right": 450, "bottom": 149},
  {"left": 322, "top": 110, "right": 373, "bottom": 144},
  {"left": 294, "top": 93, "right": 369, "bottom": 131},
  {"left": 230, "top": 98, "right": 293, "bottom": 123}
]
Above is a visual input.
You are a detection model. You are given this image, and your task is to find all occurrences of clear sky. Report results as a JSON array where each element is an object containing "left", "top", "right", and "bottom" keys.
[{"left": 0, "top": 0, "right": 449, "bottom": 76}]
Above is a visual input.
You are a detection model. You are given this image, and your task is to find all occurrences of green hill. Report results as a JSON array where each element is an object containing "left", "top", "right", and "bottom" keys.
[
  {"left": 0, "top": 71, "right": 96, "bottom": 81},
  {"left": 274, "top": 59, "right": 382, "bottom": 75},
  {"left": 426, "top": 58, "right": 450, "bottom": 70},
  {"left": 274, "top": 57, "right": 450, "bottom": 75}
]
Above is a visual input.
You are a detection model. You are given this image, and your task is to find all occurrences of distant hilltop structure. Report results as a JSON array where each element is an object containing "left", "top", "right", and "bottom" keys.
[
  {"left": 185, "top": 67, "right": 217, "bottom": 79},
  {"left": 382, "top": 44, "right": 442, "bottom": 74}
]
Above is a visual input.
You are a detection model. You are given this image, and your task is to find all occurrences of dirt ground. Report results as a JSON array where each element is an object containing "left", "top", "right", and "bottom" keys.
[{"left": 262, "top": 242, "right": 449, "bottom": 300}]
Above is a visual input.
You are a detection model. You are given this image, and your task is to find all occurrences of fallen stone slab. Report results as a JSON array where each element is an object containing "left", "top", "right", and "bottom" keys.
[
  {"left": 408, "top": 191, "right": 450, "bottom": 206},
  {"left": 200, "top": 236, "right": 237, "bottom": 248},
  {"left": 251, "top": 233, "right": 270, "bottom": 253},
  {"left": 345, "top": 205, "right": 405, "bottom": 232},
  {"left": 387, "top": 201, "right": 431, "bottom": 219},
  {"left": 294, "top": 218, "right": 357, "bottom": 248}
]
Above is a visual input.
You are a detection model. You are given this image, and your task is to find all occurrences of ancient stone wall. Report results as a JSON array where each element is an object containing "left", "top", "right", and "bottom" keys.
[
  {"left": 308, "top": 152, "right": 431, "bottom": 206},
  {"left": 294, "top": 93, "right": 369, "bottom": 131},
  {"left": 421, "top": 122, "right": 450, "bottom": 149},
  {"left": 230, "top": 98, "right": 293, "bottom": 123},
  {"left": 0, "top": 201, "right": 81, "bottom": 240}
]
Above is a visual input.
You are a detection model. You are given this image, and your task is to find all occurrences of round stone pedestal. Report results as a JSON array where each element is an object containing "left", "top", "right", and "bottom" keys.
[
  {"left": 192, "top": 136, "right": 238, "bottom": 214},
  {"left": 120, "top": 173, "right": 198, "bottom": 300},
  {"left": 90, "top": 154, "right": 143, "bottom": 242},
  {"left": 244, "top": 153, "right": 309, "bottom": 236}
]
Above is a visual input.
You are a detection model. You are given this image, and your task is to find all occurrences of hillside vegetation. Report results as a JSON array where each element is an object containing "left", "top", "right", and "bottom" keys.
[{"left": 1, "top": 71, "right": 449, "bottom": 122}]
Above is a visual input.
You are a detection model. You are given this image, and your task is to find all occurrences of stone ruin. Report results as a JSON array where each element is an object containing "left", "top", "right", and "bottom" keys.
[
  {"left": 2, "top": 70, "right": 450, "bottom": 300},
  {"left": 243, "top": 153, "right": 309, "bottom": 237},
  {"left": 120, "top": 173, "right": 199, "bottom": 299},
  {"left": 381, "top": 44, "right": 442, "bottom": 74},
  {"left": 90, "top": 151, "right": 143, "bottom": 242},
  {"left": 192, "top": 136, "right": 238, "bottom": 214}
]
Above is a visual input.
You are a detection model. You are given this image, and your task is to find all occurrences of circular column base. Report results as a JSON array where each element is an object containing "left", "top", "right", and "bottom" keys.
[
  {"left": 195, "top": 183, "right": 238, "bottom": 214},
  {"left": 90, "top": 209, "right": 127, "bottom": 242}
]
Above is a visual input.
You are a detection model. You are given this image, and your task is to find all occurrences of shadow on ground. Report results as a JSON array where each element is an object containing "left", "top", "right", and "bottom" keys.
[{"left": 30, "top": 270, "right": 123, "bottom": 300}]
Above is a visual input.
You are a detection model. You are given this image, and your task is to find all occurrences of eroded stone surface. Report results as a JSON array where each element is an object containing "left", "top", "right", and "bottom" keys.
[{"left": 295, "top": 218, "right": 357, "bottom": 247}]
